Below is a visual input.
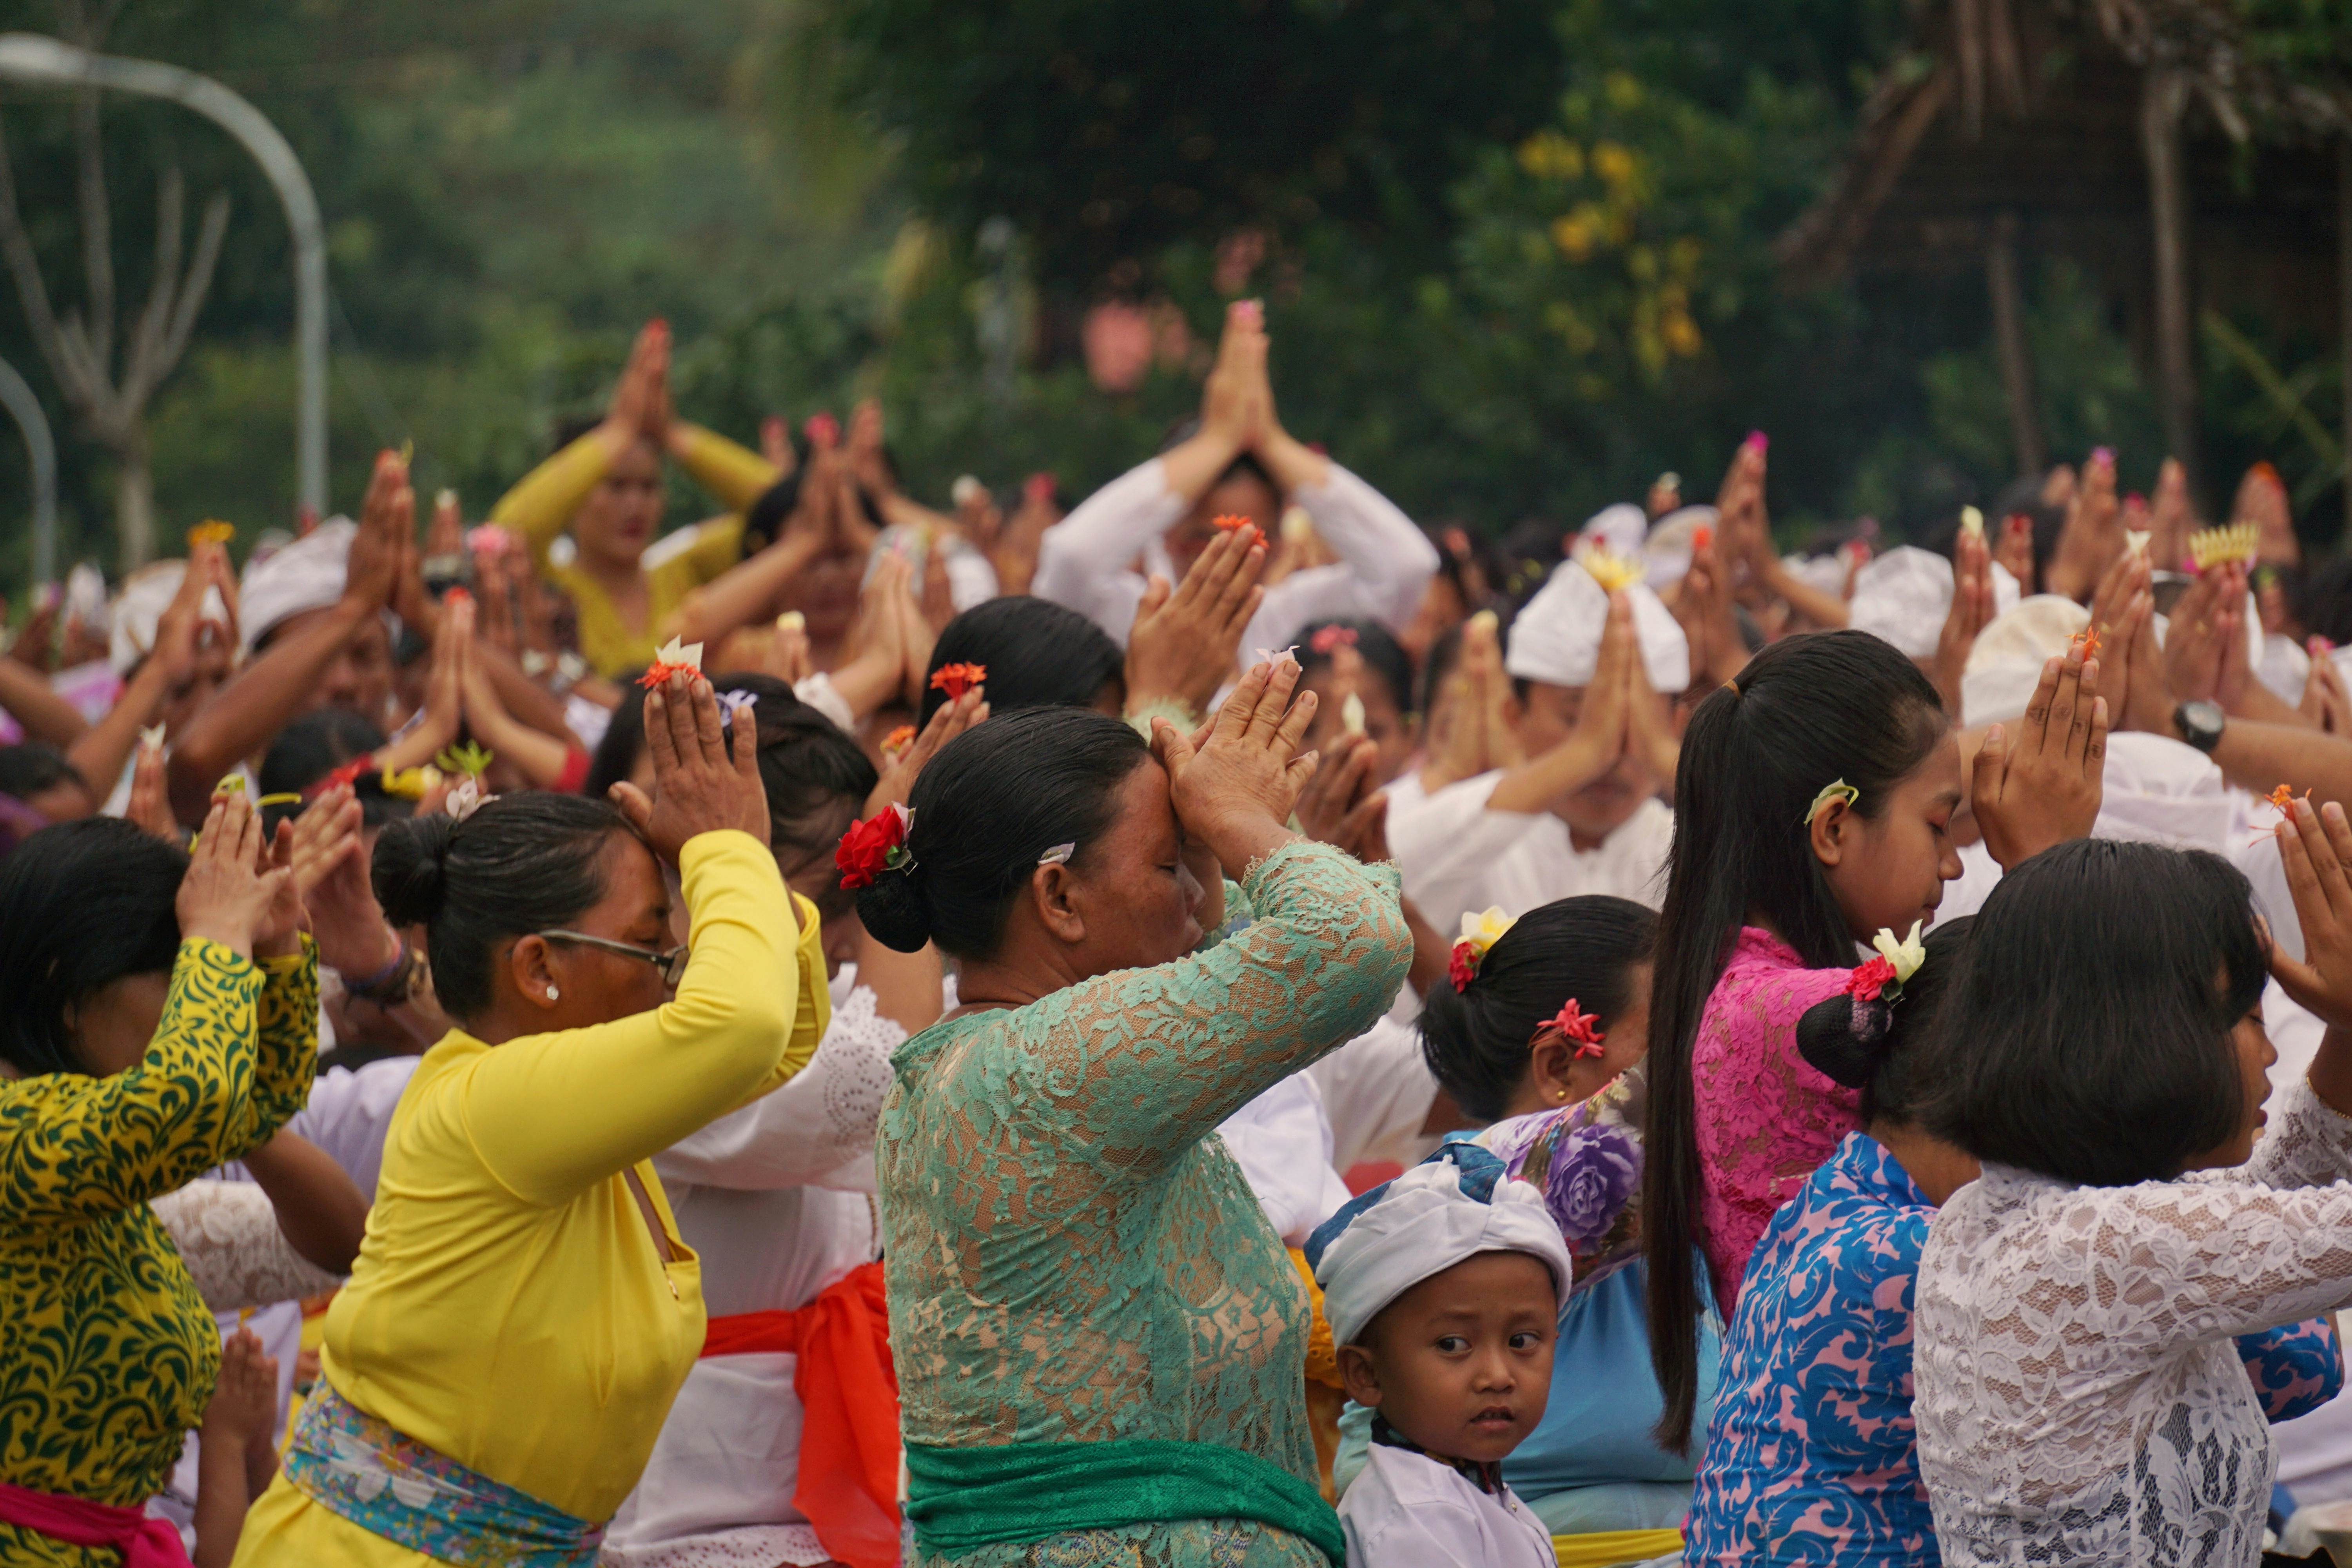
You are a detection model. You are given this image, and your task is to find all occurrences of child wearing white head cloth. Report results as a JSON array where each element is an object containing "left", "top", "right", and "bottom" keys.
[
  {"left": 1310, "top": 1143, "right": 1570, "bottom": 1568},
  {"left": 1384, "top": 560, "right": 1684, "bottom": 929}
]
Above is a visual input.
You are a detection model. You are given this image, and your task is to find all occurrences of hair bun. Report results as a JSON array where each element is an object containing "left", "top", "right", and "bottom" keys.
[
  {"left": 855, "top": 870, "right": 933, "bottom": 954},
  {"left": 372, "top": 813, "right": 458, "bottom": 928},
  {"left": 1796, "top": 990, "right": 1892, "bottom": 1090}
]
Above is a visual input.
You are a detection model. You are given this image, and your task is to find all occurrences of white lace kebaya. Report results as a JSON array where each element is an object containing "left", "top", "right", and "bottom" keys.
[{"left": 1915, "top": 1079, "right": 2352, "bottom": 1567}]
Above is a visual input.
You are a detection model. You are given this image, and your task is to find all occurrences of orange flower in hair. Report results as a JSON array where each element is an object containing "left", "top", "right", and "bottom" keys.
[{"left": 930, "top": 663, "right": 987, "bottom": 701}]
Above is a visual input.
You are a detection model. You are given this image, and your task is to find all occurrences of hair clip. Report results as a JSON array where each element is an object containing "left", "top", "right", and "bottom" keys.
[
  {"left": 1038, "top": 842, "right": 1076, "bottom": 866},
  {"left": 1309, "top": 624, "right": 1358, "bottom": 655},
  {"left": 1803, "top": 780, "right": 1859, "bottom": 827},
  {"left": 1547, "top": 1000, "right": 1606, "bottom": 1059},
  {"left": 1448, "top": 907, "right": 1515, "bottom": 992}
]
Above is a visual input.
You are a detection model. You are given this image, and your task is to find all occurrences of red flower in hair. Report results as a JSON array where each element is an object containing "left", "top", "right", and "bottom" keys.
[
  {"left": 836, "top": 804, "right": 914, "bottom": 890},
  {"left": 929, "top": 663, "right": 987, "bottom": 701},
  {"left": 1550, "top": 1000, "right": 1606, "bottom": 1059},
  {"left": 1847, "top": 955, "right": 1897, "bottom": 1001},
  {"left": 1308, "top": 624, "right": 1358, "bottom": 655},
  {"left": 1447, "top": 940, "right": 1479, "bottom": 993}
]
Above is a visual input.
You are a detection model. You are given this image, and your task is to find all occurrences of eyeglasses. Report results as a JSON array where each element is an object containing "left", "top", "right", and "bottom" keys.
[{"left": 536, "top": 930, "right": 691, "bottom": 987}]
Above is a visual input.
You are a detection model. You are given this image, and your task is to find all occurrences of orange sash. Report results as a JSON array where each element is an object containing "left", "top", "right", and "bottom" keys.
[{"left": 699, "top": 1260, "right": 899, "bottom": 1568}]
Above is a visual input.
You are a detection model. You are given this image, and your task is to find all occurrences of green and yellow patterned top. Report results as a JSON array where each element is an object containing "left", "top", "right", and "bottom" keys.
[
  {"left": 0, "top": 936, "right": 318, "bottom": 1567},
  {"left": 880, "top": 841, "right": 1412, "bottom": 1568}
]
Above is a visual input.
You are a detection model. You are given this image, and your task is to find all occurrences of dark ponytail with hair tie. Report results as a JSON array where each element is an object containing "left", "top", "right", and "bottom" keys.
[{"left": 1792, "top": 916, "right": 1970, "bottom": 1123}]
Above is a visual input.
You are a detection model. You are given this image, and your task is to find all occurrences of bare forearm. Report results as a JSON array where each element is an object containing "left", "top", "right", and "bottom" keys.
[
  {"left": 1488, "top": 735, "right": 1614, "bottom": 815},
  {"left": 191, "top": 1439, "right": 252, "bottom": 1568},
  {"left": 670, "top": 536, "right": 822, "bottom": 648},
  {"left": 1158, "top": 428, "right": 1246, "bottom": 506},
  {"left": 1759, "top": 555, "right": 1849, "bottom": 628},
  {"left": 466, "top": 700, "right": 574, "bottom": 789},
  {"left": 478, "top": 642, "right": 575, "bottom": 739},
  {"left": 243, "top": 1132, "right": 368, "bottom": 1275},
  {"left": 826, "top": 647, "right": 901, "bottom": 723},
  {"left": 1256, "top": 429, "right": 1331, "bottom": 494},
  {"left": 1402, "top": 894, "right": 1449, "bottom": 996},
  {"left": 2211, "top": 719, "right": 2352, "bottom": 808},
  {"left": 0, "top": 655, "right": 87, "bottom": 745},
  {"left": 169, "top": 604, "right": 371, "bottom": 818},
  {"left": 66, "top": 661, "right": 170, "bottom": 802}
]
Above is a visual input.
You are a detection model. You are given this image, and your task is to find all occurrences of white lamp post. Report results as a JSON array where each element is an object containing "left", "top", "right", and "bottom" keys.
[{"left": 0, "top": 31, "right": 327, "bottom": 521}]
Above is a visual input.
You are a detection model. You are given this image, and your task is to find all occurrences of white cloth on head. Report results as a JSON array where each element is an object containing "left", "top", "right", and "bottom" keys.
[
  {"left": 1782, "top": 552, "right": 1848, "bottom": 599},
  {"left": 1642, "top": 506, "right": 1713, "bottom": 591},
  {"left": 1031, "top": 455, "right": 1439, "bottom": 657},
  {"left": 1960, "top": 594, "right": 2087, "bottom": 727},
  {"left": 1339, "top": 1443, "right": 1558, "bottom": 1568},
  {"left": 1217, "top": 1072, "right": 1353, "bottom": 1246},
  {"left": 1577, "top": 504, "right": 1648, "bottom": 559},
  {"left": 1504, "top": 560, "right": 1690, "bottom": 693},
  {"left": 240, "top": 516, "right": 355, "bottom": 652},
  {"left": 109, "top": 561, "right": 228, "bottom": 673},
  {"left": 1311, "top": 1150, "right": 1572, "bottom": 1348},
  {"left": 1847, "top": 546, "right": 2023, "bottom": 661}
]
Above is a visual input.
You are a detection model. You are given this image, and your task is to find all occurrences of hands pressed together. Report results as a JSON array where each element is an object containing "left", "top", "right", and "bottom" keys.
[
  {"left": 1972, "top": 643, "right": 2108, "bottom": 871},
  {"left": 1150, "top": 656, "right": 1321, "bottom": 881}
]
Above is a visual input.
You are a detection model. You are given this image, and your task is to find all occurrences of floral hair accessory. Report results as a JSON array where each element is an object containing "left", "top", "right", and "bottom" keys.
[
  {"left": 637, "top": 637, "right": 705, "bottom": 690},
  {"left": 1340, "top": 692, "right": 1367, "bottom": 737},
  {"left": 186, "top": 519, "right": 235, "bottom": 548},
  {"left": 837, "top": 803, "right": 916, "bottom": 889},
  {"left": 1573, "top": 541, "right": 1644, "bottom": 593},
  {"left": 445, "top": 777, "right": 491, "bottom": 822},
  {"left": 1803, "top": 779, "right": 1860, "bottom": 827},
  {"left": 930, "top": 662, "right": 987, "bottom": 701},
  {"left": 1849, "top": 919, "right": 1927, "bottom": 1002},
  {"left": 1958, "top": 506, "right": 1984, "bottom": 542},
  {"left": 1309, "top": 624, "right": 1357, "bottom": 655},
  {"left": 715, "top": 690, "right": 760, "bottom": 729},
  {"left": 378, "top": 765, "right": 441, "bottom": 801},
  {"left": 1448, "top": 906, "right": 1516, "bottom": 993},
  {"left": 1038, "top": 841, "right": 1076, "bottom": 866},
  {"left": 434, "top": 741, "right": 494, "bottom": 779},
  {"left": 1546, "top": 1000, "right": 1606, "bottom": 1060},
  {"left": 2188, "top": 522, "right": 2259, "bottom": 572}
]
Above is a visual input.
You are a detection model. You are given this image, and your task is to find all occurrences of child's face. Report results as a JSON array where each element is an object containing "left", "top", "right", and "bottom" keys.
[
  {"left": 1816, "top": 728, "right": 1965, "bottom": 943},
  {"left": 1337, "top": 1250, "right": 1558, "bottom": 1466}
]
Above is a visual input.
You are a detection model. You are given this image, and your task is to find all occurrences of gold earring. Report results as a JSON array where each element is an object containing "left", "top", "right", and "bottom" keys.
[{"left": 1555, "top": 1087, "right": 1569, "bottom": 1102}]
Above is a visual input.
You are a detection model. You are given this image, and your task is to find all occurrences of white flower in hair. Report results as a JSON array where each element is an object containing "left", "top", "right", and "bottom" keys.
[
  {"left": 1872, "top": 919, "right": 1927, "bottom": 984},
  {"left": 445, "top": 777, "right": 491, "bottom": 822}
]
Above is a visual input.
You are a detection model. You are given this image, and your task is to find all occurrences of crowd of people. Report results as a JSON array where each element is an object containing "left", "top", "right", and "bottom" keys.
[{"left": 10, "top": 293, "right": 2352, "bottom": 1568}]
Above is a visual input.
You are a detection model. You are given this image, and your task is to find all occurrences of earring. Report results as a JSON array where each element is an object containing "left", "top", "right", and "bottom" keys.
[
  {"left": 1555, "top": 1088, "right": 1569, "bottom": 1102},
  {"left": 546, "top": 986, "right": 560, "bottom": 1001}
]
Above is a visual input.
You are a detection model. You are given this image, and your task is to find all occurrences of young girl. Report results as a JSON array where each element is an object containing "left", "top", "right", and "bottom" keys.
[
  {"left": 1915, "top": 824, "right": 2352, "bottom": 1567},
  {"left": 1639, "top": 628, "right": 2106, "bottom": 1453},
  {"left": 1404, "top": 897, "right": 1721, "bottom": 1552}
]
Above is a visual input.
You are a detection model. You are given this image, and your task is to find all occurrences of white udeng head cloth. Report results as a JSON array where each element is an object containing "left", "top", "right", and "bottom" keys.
[
  {"left": 1848, "top": 545, "right": 2024, "bottom": 661},
  {"left": 1505, "top": 558, "right": 1691, "bottom": 693},
  {"left": 1960, "top": 593, "right": 2089, "bottom": 728},
  {"left": 1307, "top": 1143, "right": 1572, "bottom": 1348},
  {"left": 239, "top": 517, "right": 356, "bottom": 653}
]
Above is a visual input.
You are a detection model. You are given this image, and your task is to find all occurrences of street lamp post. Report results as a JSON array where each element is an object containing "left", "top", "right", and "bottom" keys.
[
  {"left": 0, "top": 352, "right": 55, "bottom": 581},
  {"left": 0, "top": 31, "right": 327, "bottom": 521}
]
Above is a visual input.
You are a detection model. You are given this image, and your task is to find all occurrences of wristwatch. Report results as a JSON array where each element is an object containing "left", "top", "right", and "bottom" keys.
[{"left": 2174, "top": 699, "right": 2226, "bottom": 754}]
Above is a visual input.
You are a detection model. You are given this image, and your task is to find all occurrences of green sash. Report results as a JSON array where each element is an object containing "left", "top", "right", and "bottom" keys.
[{"left": 903, "top": 1437, "right": 1345, "bottom": 1565}]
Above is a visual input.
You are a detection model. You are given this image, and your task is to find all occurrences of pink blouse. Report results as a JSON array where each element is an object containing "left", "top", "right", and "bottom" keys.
[{"left": 1691, "top": 927, "right": 1862, "bottom": 1318}]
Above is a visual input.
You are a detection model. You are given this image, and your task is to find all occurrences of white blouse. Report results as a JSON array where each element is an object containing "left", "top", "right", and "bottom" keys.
[
  {"left": 1031, "top": 455, "right": 1437, "bottom": 654},
  {"left": 1916, "top": 1079, "right": 2352, "bottom": 1567},
  {"left": 151, "top": 1179, "right": 341, "bottom": 1313},
  {"left": 600, "top": 984, "right": 904, "bottom": 1568}
]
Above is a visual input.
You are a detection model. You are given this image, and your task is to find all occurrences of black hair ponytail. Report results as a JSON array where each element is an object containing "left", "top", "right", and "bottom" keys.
[
  {"left": 1640, "top": 629, "right": 1945, "bottom": 1454},
  {"left": 1418, "top": 895, "right": 1655, "bottom": 1122}
]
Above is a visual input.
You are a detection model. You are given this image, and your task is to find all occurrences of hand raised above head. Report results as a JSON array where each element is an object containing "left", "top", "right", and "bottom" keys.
[
  {"left": 608, "top": 673, "right": 772, "bottom": 863},
  {"left": 1973, "top": 646, "right": 2107, "bottom": 870},
  {"left": 177, "top": 791, "right": 295, "bottom": 959},
  {"left": 1151, "top": 655, "right": 1317, "bottom": 878}
]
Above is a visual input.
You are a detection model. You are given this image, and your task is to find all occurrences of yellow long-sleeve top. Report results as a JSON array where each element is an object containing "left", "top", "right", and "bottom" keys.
[
  {"left": 0, "top": 938, "right": 316, "bottom": 1568},
  {"left": 491, "top": 423, "right": 780, "bottom": 678},
  {"left": 231, "top": 832, "right": 826, "bottom": 1564}
]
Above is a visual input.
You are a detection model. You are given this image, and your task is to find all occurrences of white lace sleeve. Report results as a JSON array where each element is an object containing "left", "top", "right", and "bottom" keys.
[
  {"left": 152, "top": 1180, "right": 342, "bottom": 1312},
  {"left": 653, "top": 985, "right": 902, "bottom": 1194},
  {"left": 2234, "top": 1076, "right": 2352, "bottom": 1191}
]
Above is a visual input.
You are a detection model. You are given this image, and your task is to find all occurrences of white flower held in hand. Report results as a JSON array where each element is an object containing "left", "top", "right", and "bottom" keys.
[{"left": 1340, "top": 692, "right": 1367, "bottom": 737}]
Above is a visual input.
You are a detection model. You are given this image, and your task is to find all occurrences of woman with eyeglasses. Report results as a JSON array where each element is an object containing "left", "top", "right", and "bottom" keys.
[{"left": 232, "top": 673, "right": 830, "bottom": 1568}]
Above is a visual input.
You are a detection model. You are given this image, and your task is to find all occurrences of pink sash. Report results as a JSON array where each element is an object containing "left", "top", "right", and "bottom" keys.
[{"left": 0, "top": 1479, "right": 192, "bottom": 1568}]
